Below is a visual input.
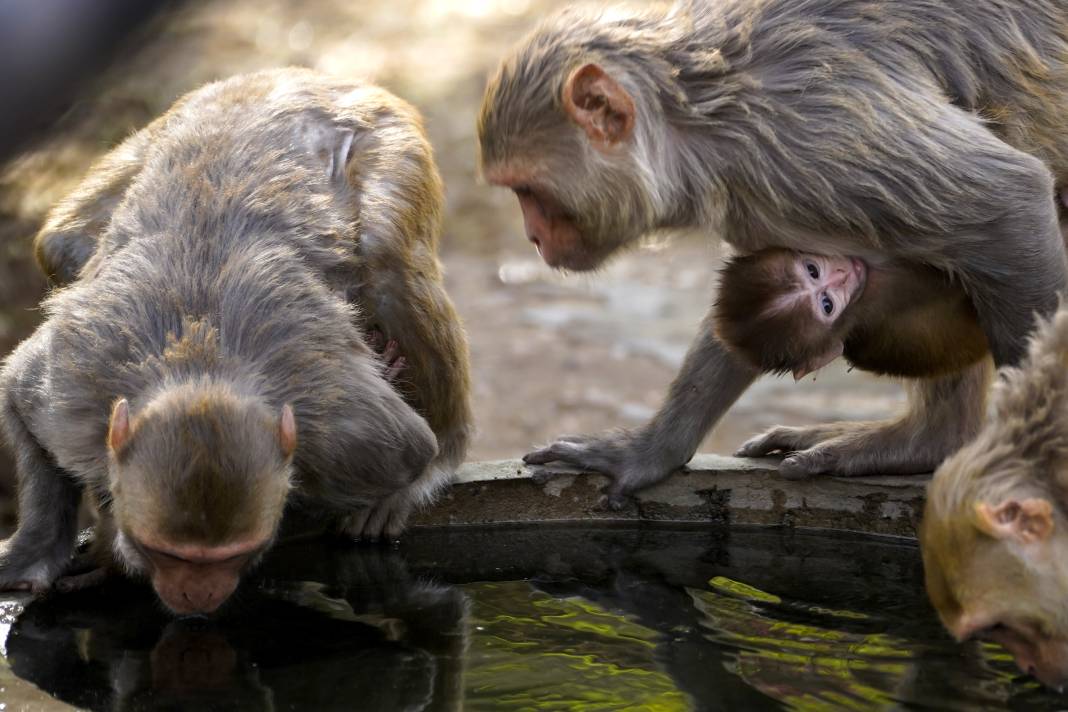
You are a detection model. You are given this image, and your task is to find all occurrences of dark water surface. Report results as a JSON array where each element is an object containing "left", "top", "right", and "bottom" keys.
[{"left": 1, "top": 525, "right": 1063, "bottom": 711}]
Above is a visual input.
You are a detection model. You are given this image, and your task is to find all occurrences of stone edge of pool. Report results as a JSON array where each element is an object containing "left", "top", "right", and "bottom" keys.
[{"left": 410, "top": 454, "right": 930, "bottom": 539}]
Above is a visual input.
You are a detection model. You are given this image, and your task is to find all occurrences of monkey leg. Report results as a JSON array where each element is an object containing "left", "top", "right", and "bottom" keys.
[
  {"left": 34, "top": 127, "right": 151, "bottom": 285},
  {"left": 737, "top": 361, "right": 992, "bottom": 479},
  {"left": 525, "top": 321, "right": 759, "bottom": 507},
  {"left": 0, "top": 392, "right": 81, "bottom": 592}
]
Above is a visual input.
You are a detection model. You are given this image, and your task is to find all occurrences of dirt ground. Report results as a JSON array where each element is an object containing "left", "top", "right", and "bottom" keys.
[{"left": 0, "top": 0, "right": 906, "bottom": 522}]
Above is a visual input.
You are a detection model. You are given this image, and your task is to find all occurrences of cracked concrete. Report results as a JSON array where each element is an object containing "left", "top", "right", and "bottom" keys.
[{"left": 411, "top": 455, "right": 931, "bottom": 538}]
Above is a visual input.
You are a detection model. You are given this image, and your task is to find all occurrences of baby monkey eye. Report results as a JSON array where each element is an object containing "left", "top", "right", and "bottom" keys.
[
  {"left": 821, "top": 294, "right": 834, "bottom": 316},
  {"left": 806, "top": 262, "right": 819, "bottom": 279}
]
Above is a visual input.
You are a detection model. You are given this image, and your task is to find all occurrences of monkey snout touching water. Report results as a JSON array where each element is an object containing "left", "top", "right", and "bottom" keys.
[
  {"left": 0, "top": 68, "right": 472, "bottom": 615},
  {"left": 922, "top": 305, "right": 1068, "bottom": 688}
]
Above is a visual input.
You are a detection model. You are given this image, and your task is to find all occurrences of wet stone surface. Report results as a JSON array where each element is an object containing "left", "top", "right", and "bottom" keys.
[{"left": 0, "top": 524, "right": 1063, "bottom": 711}]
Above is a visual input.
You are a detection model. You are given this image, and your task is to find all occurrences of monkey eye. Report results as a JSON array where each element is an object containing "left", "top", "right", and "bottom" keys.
[
  {"left": 820, "top": 294, "right": 834, "bottom": 316},
  {"left": 806, "top": 262, "right": 819, "bottom": 279}
]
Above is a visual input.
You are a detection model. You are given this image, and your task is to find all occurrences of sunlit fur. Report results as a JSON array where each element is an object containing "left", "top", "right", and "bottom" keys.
[
  {"left": 922, "top": 305, "right": 1068, "bottom": 661},
  {"left": 0, "top": 69, "right": 472, "bottom": 600}
]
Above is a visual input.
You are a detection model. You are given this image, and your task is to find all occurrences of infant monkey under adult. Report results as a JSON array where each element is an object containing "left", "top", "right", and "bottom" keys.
[
  {"left": 714, "top": 249, "right": 988, "bottom": 380},
  {"left": 1, "top": 68, "right": 472, "bottom": 615},
  {"left": 480, "top": 0, "right": 1068, "bottom": 495}
]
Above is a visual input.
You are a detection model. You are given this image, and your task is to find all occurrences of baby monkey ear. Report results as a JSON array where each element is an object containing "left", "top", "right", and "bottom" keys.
[
  {"left": 792, "top": 342, "right": 845, "bottom": 381},
  {"left": 974, "top": 498, "right": 1055, "bottom": 544},
  {"left": 562, "top": 63, "right": 636, "bottom": 149}
]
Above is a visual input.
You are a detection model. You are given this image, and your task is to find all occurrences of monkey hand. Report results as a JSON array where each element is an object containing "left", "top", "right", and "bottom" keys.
[
  {"left": 735, "top": 420, "right": 950, "bottom": 479},
  {"left": 0, "top": 532, "right": 75, "bottom": 593},
  {"left": 523, "top": 429, "right": 682, "bottom": 509}
]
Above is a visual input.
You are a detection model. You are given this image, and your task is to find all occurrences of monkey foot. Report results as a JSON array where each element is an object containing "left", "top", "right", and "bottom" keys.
[
  {"left": 55, "top": 567, "right": 108, "bottom": 593},
  {"left": 368, "top": 328, "right": 407, "bottom": 383},
  {"left": 737, "top": 422, "right": 948, "bottom": 478},
  {"left": 342, "top": 491, "right": 414, "bottom": 543}
]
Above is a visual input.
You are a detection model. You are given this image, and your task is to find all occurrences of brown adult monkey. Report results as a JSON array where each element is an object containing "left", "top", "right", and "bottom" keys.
[
  {"left": 714, "top": 249, "right": 988, "bottom": 380},
  {"left": 479, "top": 0, "right": 1068, "bottom": 499},
  {"left": 921, "top": 305, "right": 1068, "bottom": 689},
  {"left": 1, "top": 68, "right": 472, "bottom": 614}
]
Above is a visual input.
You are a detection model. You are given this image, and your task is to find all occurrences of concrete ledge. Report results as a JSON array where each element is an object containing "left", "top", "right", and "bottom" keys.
[{"left": 411, "top": 454, "right": 930, "bottom": 538}]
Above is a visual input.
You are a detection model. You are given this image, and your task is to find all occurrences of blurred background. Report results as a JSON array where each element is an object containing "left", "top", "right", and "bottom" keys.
[{"left": 0, "top": 0, "right": 904, "bottom": 530}]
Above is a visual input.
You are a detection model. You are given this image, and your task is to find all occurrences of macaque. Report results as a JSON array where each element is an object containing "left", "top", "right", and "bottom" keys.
[
  {"left": 713, "top": 249, "right": 987, "bottom": 380},
  {"left": 921, "top": 305, "right": 1068, "bottom": 689},
  {"left": 0, "top": 68, "right": 472, "bottom": 615},
  {"left": 479, "top": 0, "right": 1068, "bottom": 499}
]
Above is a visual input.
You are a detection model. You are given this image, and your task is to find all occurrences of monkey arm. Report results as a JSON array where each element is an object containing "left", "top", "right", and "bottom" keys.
[
  {"left": 33, "top": 127, "right": 152, "bottom": 285},
  {"left": 525, "top": 313, "right": 758, "bottom": 505},
  {"left": 739, "top": 361, "right": 992, "bottom": 478},
  {"left": 343, "top": 101, "right": 472, "bottom": 472},
  {"left": 0, "top": 339, "right": 81, "bottom": 591}
]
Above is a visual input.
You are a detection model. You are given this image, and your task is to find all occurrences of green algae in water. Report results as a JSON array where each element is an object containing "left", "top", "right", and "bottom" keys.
[
  {"left": 0, "top": 525, "right": 1063, "bottom": 711},
  {"left": 462, "top": 581, "right": 688, "bottom": 711}
]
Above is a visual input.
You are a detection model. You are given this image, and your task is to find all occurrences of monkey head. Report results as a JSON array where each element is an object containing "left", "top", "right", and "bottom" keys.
[
  {"left": 922, "top": 308, "right": 1068, "bottom": 690},
  {"left": 478, "top": 8, "right": 673, "bottom": 270},
  {"left": 106, "top": 383, "right": 296, "bottom": 615},
  {"left": 714, "top": 249, "right": 867, "bottom": 380},
  {"left": 923, "top": 452, "right": 1068, "bottom": 688}
]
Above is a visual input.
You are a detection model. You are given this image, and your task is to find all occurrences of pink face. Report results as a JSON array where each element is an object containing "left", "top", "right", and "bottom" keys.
[{"left": 774, "top": 253, "right": 868, "bottom": 324}]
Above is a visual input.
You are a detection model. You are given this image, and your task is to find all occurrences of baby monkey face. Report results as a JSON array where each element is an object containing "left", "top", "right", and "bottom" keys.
[{"left": 779, "top": 253, "right": 868, "bottom": 326}]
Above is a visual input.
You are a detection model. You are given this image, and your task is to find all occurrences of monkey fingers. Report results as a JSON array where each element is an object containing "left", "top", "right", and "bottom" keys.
[
  {"left": 54, "top": 568, "right": 108, "bottom": 593},
  {"left": 343, "top": 490, "right": 415, "bottom": 543},
  {"left": 367, "top": 329, "right": 407, "bottom": 383},
  {"left": 524, "top": 432, "right": 666, "bottom": 510}
]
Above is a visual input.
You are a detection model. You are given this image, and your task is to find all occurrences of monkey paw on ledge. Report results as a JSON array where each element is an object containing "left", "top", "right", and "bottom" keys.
[{"left": 411, "top": 455, "right": 931, "bottom": 539}]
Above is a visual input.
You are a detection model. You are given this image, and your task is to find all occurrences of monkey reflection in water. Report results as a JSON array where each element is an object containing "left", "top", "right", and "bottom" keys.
[
  {"left": 5, "top": 546, "right": 468, "bottom": 711},
  {"left": 0, "top": 68, "right": 472, "bottom": 616}
]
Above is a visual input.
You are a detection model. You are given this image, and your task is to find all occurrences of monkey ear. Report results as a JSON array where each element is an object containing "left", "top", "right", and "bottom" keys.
[
  {"left": 278, "top": 404, "right": 297, "bottom": 458},
  {"left": 108, "top": 398, "right": 132, "bottom": 453},
  {"left": 792, "top": 342, "right": 845, "bottom": 381},
  {"left": 974, "top": 498, "right": 1055, "bottom": 544},
  {"left": 563, "top": 63, "right": 636, "bottom": 149}
]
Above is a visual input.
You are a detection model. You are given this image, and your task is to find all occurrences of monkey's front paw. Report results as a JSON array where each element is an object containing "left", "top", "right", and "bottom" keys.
[
  {"left": 523, "top": 430, "right": 678, "bottom": 503},
  {"left": 342, "top": 491, "right": 415, "bottom": 543},
  {"left": 0, "top": 538, "right": 71, "bottom": 593}
]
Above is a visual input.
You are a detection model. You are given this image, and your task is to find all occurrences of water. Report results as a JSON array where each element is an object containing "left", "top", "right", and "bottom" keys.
[{"left": 1, "top": 525, "right": 1063, "bottom": 711}]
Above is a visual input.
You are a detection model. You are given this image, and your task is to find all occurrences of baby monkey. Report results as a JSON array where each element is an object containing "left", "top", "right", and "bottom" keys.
[{"left": 714, "top": 248, "right": 988, "bottom": 380}]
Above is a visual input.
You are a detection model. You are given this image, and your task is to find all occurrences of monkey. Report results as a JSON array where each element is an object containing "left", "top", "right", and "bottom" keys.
[
  {"left": 478, "top": 0, "right": 1068, "bottom": 500},
  {"left": 920, "top": 304, "right": 1068, "bottom": 689},
  {"left": 713, "top": 248, "right": 988, "bottom": 380},
  {"left": 0, "top": 68, "right": 472, "bottom": 615}
]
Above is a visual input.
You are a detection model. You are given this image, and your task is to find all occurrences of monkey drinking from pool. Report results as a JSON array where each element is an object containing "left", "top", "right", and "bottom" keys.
[
  {"left": 0, "top": 68, "right": 472, "bottom": 615},
  {"left": 922, "top": 305, "right": 1068, "bottom": 688},
  {"left": 479, "top": 0, "right": 1068, "bottom": 500},
  {"left": 714, "top": 249, "right": 988, "bottom": 380}
]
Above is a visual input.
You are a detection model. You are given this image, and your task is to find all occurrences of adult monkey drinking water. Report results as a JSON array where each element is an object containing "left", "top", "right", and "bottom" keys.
[{"left": 478, "top": 0, "right": 1068, "bottom": 504}]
